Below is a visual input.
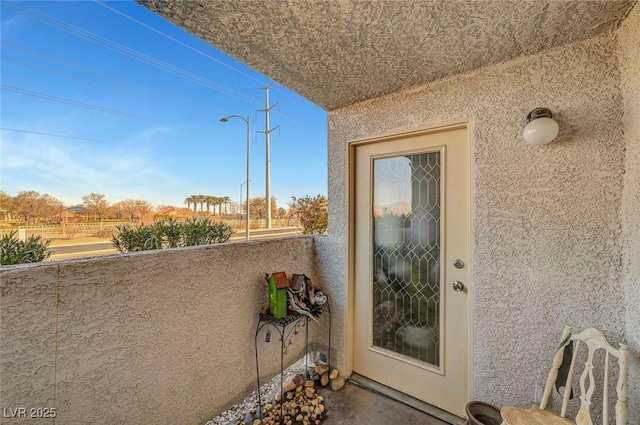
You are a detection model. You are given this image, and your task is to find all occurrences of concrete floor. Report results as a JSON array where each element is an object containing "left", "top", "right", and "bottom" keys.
[
  {"left": 208, "top": 362, "right": 467, "bottom": 425},
  {"left": 318, "top": 382, "right": 451, "bottom": 425}
]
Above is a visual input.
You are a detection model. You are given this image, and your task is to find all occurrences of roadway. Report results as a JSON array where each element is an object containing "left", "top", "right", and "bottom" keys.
[{"left": 47, "top": 227, "right": 302, "bottom": 261}]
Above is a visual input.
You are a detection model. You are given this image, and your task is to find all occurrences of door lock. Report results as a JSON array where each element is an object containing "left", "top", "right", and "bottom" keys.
[
  {"left": 452, "top": 281, "right": 465, "bottom": 292},
  {"left": 453, "top": 259, "right": 464, "bottom": 269}
]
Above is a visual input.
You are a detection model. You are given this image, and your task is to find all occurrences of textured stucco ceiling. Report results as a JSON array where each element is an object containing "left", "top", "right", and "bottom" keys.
[{"left": 137, "top": 0, "right": 635, "bottom": 110}]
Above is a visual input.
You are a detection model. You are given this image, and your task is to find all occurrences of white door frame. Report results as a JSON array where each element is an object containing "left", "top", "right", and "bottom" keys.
[{"left": 345, "top": 118, "right": 475, "bottom": 408}]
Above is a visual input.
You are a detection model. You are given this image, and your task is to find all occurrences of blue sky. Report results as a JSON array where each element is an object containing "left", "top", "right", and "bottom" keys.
[{"left": 0, "top": 0, "right": 327, "bottom": 209}]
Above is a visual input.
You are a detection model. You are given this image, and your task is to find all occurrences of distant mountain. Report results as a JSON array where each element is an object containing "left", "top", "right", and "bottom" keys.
[{"left": 373, "top": 202, "right": 411, "bottom": 217}]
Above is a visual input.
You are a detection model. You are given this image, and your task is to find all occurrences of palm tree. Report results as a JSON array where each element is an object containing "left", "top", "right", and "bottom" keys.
[
  {"left": 210, "top": 196, "right": 220, "bottom": 215},
  {"left": 184, "top": 196, "right": 195, "bottom": 212},
  {"left": 191, "top": 195, "right": 199, "bottom": 213},
  {"left": 212, "top": 196, "right": 221, "bottom": 215},
  {"left": 221, "top": 196, "right": 232, "bottom": 215},
  {"left": 189, "top": 195, "right": 200, "bottom": 213},
  {"left": 205, "top": 196, "right": 214, "bottom": 214},
  {"left": 197, "top": 195, "right": 206, "bottom": 213}
]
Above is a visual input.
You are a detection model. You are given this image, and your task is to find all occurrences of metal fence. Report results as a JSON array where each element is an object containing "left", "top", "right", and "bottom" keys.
[
  {"left": 1, "top": 218, "right": 301, "bottom": 241},
  {"left": 0, "top": 222, "right": 131, "bottom": 241}
]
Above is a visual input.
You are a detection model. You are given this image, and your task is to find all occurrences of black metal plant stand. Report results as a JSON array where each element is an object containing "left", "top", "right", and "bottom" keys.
[{"left": 254, "top": 301, "right": 331, "bottom": 421}]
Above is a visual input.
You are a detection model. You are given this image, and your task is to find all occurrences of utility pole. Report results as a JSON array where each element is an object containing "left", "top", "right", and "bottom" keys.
[{"left": 258, "top": 85, "right": 279, "bottom": 229}]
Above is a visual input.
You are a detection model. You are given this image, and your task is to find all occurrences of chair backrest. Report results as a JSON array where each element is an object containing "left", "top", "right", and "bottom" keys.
[{"left": 539, "top": 325, "right": 629, "bottom": 425}]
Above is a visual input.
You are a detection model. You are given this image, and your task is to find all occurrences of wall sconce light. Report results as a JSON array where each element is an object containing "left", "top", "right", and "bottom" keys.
[{"left": 523, "top": 107, "right": 559, "bottom": 145}]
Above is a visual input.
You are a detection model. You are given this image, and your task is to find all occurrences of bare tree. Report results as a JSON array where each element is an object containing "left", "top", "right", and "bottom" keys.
[
  {"left": 82, "top": 193, "right": 109, "bottom": 222},
  {"left": 41, "top": 194, "right": 65, "bottom": 224},
  {"left": 109, "top": 201, "right": 125, "bottom": 220},
  {"left": 13, "top": 191, "right": 42, "bottom": 225},
  {"left": 134, "top": 200, "right": 153, "bottom": 223},
  {"left": 11, "top": 191, "right": 64, "bottom": 225},
  {"left": 111, "top": 199, "right": 136, "bottom": 221},
  {"left": 0, "top": 191, "right": 14, "bottom": 221}
]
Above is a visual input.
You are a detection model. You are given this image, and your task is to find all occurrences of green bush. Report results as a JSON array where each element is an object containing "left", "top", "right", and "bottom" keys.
[
  {"left": 112, "top": 217, "right": 234, "bottom": 252},
  {"left": 0, "top": 230, "right": 51, "bottom": 265}
]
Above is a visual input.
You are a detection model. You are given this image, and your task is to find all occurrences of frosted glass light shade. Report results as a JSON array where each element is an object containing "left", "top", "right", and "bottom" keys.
[{"left": 523, "top": 116, "right": 559, "bottom": 145}]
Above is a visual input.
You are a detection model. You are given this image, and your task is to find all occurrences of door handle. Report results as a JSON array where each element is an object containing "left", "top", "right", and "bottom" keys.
[{"left": 452, "top": 281, "right": 465, "bottom": 292}]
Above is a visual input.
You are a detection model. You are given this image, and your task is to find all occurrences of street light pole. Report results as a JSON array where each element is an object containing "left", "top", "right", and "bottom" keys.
[
  {"left": 240, "top": 180, "right": 249, "bottom": 227},
  {"left": 240, "top": 182, "right": 244, "bottom": 222},
  {"left": 220, "top": 115, "right": 251, "bottom": 241}
]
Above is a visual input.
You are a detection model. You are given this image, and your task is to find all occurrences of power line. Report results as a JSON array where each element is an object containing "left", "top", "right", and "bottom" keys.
[
  {"left": 1, "top": 41, "right": 229, "bottom": 115},
  {"left": 2, "top": 4, "right": 305, "bottom": 127},
  {"left": 273, "top": 83, "right": 306, "bottom": 107},
  {"left": 1, "top": 84, "right": 160, "bottom": 122},
  {"left": 94, "top": 0, "right": 309, "bottom": 126},
  {"left": 2, "top": 1, "right": 260, "bottom": 105},
  {"left": 1, "top": 55, "right": 229, "bottom": 115},
  {"left": 272, "top": 103, "right": 301, "bottom": 126},
  {"left": 93, "top": 0, "right": 270, "bottom": 87},
  {"left": 2, "top": 40, "right": 127, "bottom": 83},
  {"left": 0, "top": 127, "right": 105, "bottom": 142}
]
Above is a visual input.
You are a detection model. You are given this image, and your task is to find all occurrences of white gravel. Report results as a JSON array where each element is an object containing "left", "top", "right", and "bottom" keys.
[{"left": 206, "top": 352, "right": 325, "bottom": 425}]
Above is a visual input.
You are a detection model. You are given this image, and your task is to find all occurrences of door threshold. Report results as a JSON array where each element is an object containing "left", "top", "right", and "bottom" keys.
[{"left": 348, "top": 373, "right": 467, "bottom": 425}]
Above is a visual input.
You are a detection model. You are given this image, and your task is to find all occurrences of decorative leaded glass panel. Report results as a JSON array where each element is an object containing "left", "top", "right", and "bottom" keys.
[{"left": 372, "top": 152, "right": 441, "bottom": 366}]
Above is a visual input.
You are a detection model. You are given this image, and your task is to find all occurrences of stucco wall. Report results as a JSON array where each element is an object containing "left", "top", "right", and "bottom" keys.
[
  {"left": 618, "top": 3, "right": 640, "bottom": 421},
  {"left": 1, "top": 237, "right": 317, "bottom": 425},
  {"left": 319, "top": 30, "right": 631, "bottom": 414}
]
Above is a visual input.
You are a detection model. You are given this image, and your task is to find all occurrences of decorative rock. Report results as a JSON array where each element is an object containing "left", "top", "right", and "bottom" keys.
[
  {"left": 320, "top": 373, "right": 329, "bottom": 387},
  {"left": 329, "top": 368, "right": 339, "bottom": 380},
  {"left": 207, "top": 355, "right": 328, "bottom": 425},
  {"left": 283, "top": 373, "right": 306, "bottom": 393},
  {"left": 330, "top": 376, "right": 346, "bottom": 391},
  {"left": 314, "top": 364, "right": 330, "bottom": 375}
]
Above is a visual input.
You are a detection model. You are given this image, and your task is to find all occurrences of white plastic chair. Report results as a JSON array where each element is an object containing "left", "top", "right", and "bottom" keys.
[{"left": 501, "top": 325, "right": 629, "bottom": 425}]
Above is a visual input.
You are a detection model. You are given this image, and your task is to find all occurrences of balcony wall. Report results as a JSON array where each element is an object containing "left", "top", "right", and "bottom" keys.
[{"left": 1, "top": 236, "right": 317, "bottom": 425}]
